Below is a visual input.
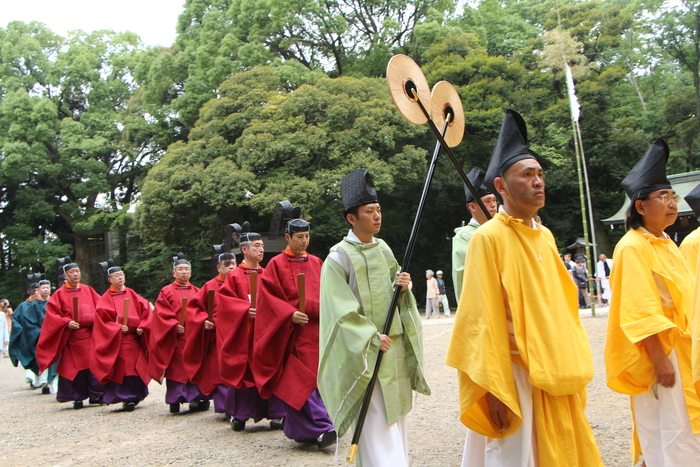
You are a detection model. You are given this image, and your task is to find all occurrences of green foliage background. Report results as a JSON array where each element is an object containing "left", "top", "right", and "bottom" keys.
[{"left": 2, "top": 0, "right": 700, "bottom": 304}]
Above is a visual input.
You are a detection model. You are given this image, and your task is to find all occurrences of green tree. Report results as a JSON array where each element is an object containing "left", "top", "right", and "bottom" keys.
[
  {"left": 0, "top": 22, "right": 162, "bottom": 283},
  {"left": 137, "top": 64, "right": 431, "bottom": 259}
]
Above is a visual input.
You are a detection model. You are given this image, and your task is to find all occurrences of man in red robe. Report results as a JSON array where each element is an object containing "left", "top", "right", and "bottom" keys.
[
  {"left": 182, "top": 252, "right": 237, "bottom": 417},
  {"left": 216, "top": 229, "right": 285, "bottom": 431},
  {"left": 91, "top": 265, "right": 151, "bottom": 411},
  {"left": 36, "top": 261, "right": 105, "bottom": 409},
  {"left": 253, "top": 218, "right": 336, "bottom": 449},
  {"left": 148, "top": 256, "right": 209, "bottom": 413}
]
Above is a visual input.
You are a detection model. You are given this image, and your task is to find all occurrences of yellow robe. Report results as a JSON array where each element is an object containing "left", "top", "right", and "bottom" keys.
[
  {"left": 445, "top": 212, "right": 602, "bottom": 466},
  {"left": 680, "top": 226, "right": 700, "bottom": 276},
  {"left": 605, "top": 228, "right": 700, "bottom": 462}
]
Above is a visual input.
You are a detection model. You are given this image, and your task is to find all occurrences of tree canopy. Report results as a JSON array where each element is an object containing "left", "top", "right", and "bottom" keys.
[{"left": 4, "top": 0, "right": 700, "bottom": 303}]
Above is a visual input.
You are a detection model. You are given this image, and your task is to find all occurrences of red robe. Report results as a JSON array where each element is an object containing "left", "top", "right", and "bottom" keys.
[
  {"left": 182, "top": 275, "right": 225, "bottom": 395},
  {"left": 216, "top": 263, "right": 263, "bottom": 390},
  {"left": 36, "top": 283, "right": 101, "bottom": 380},
  {"left": 253, "top": 251, "right": 322, "bottom": 410},
  {"left": 91, "top": 287, "right": 151, "bottom": 385},
  {"left": 148, "top": 282, "right": 200, "bottom": 383}
]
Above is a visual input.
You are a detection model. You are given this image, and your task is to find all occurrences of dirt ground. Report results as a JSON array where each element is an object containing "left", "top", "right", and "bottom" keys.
[{"left": 0, "top": 310, "right": 634, "bottom": 466}]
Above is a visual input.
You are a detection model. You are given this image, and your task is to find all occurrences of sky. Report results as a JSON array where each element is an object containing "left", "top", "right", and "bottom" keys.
[{"left": 1, "top": 0, "right": 186, "bottom": 47}]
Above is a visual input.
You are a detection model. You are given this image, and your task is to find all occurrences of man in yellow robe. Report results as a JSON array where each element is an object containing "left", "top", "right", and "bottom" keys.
[
  {"left": 606, "top": 138, "right": 700, "bottom": 465},
  {"left": 446, "top": 109, "right": 602, "bottom": 467},
  {"left": 680, "top": 182, "right": 700, "bottom": 275}
]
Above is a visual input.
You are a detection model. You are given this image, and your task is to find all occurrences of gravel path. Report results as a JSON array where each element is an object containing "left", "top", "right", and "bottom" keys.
[{"left": 0, "top": 312, "right": 633, "bottom": 466}]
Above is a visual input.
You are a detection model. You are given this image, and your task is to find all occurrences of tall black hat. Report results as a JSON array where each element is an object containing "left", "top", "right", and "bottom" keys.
[
  {"left": 485, "top": 109, "right": 537, "bottom": 191},
  {"left": 238, "top": 221, "right": 262, "bottom": 243},
  {"left": 341, "top": 169, "right": 379, "bottom": 213},
  {"left": 464, "top": 167, "right": 492, "bottom": 203},
  {"left": 172, "top": 252, "right": 190, "bottom": 270},
  {"left": 286, "top": 218, "right": 310, "bottom": 235},
  {"left": 621, "top": 138, "right": 671, "bottom": 201},
  {"left": 217, "top": 252, "right": 236, "bottom": 264},
  {"left": 685, "top": 183, "right": 700, "bottom": 217}
]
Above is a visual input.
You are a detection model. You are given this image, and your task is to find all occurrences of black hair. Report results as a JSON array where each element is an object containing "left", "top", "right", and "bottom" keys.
[
  {"left": 343, "top": 206, "right": 360, "bottom": 225},
  {"left": 625, "top": 194, "right": 648, "bottom": 231}
]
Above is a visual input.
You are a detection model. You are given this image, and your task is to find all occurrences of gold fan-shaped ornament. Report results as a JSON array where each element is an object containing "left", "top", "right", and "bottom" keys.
[
  {"left": 386, "top": 54, "right": 431, "bottom": 125},
  {"left": 430, "top": 81, "right": 465, "bottom": 148}
]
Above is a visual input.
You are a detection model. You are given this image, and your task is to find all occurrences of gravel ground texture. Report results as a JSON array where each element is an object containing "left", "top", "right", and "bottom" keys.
[{"left": 0, "top": 310, "right": 634, "bottom": 466}]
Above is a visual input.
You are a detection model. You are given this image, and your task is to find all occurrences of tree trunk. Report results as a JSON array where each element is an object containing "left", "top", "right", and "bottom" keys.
[{"left": 73, "top": 233, "right": 92, "bottom": 286}]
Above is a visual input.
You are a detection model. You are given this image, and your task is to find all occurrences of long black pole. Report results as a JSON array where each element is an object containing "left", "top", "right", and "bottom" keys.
[
  {"left": 347, "top": 119, "right": 450, "bottom": 462},
  {"left": 411, "top": 90, "right": 492, "bottom": 221}
]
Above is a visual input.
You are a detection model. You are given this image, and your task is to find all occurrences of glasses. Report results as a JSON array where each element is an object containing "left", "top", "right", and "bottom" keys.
[{"left": 648, "top": 193, "right": 681, "bottom": 205}]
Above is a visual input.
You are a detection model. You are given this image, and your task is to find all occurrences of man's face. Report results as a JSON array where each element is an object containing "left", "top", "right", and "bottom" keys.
[
  {"left": 599, "top": 254, "right": 607, "bottom": 261},
  {"left": 285, "top": 231, "right": 310, "bottom": 256},
  {"left": 348, "top": 203, "right": 382, "bottom": 237},
  {"left": 108, "top": 270, "right": 126, "bottom": 289},
  {"left": 479, "top": 194, "right": 499, "bottom": 217},
  {"left": 172, "top": 264, "right": 191, "bottom": 284},
  {"left": 437, "top": 273, "right": 443, "bottom": 281},
  {"left": 217, "top": 257, "right": 237, "bottom": 277},
  {"left": 498, "top": 159, "right": 545, "bottom": 212},
  {"left": 243, "top": 240, "right": 265, "bottom": 264},
  {"left": 37, "top": 284, "right": 51, "bottom": 300},
  {"left": 636, "top": 189, "right": 679, "bottom": 230},
  {"left": 65, "top": 267, "right": 81, "bottom": 285},
  {"left": 564, "top": 254, "right": 571, "bottom": 262}
]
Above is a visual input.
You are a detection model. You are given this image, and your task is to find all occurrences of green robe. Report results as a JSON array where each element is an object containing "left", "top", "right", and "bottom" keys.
[
  {"left": 10, "top": 299, "right": 58, "bottom": 382},
  {"left": 318, "top": 235, "right": 430, "bottom": 438},
  {"left": 452, "top": 222, "right": 479, "bottom": 303}
]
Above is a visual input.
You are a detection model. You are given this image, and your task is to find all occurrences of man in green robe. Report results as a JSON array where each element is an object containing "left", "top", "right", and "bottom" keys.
[
  {"left": 451, "top": 167, "right": 498, "bottom": 303},
  {"left": 318, "top": 169, "right": 429, "bottom": 467}
]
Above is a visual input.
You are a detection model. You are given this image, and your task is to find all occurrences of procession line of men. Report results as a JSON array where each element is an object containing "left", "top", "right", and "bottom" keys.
[
  {"left": 11, "top": 107, "right": 700, "bottom": 466},
  {"left": 448, "top": 109, "right": 700, "bottom": 466},
  {"left": 9, "top": 218, "right": 338, "bottom": 451}
]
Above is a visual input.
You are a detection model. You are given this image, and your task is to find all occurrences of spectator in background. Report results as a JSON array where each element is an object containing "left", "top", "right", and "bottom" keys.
[
  {"left": 425, "top": 270, "right": 440, "bottom": 319},
  {"left": 572, "top": 255, "right": 590, "bottom": 309},
  {"left": 595, "top": 254, "right": 613, "bottom": 306},
  {"left": 1, "top": 299, "right": 11, "bottom": 357},
  {"left": 435, "top": 271, "right": 451, "bottom": 317}
]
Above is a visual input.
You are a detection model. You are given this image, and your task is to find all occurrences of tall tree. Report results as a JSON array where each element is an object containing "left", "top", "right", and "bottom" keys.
[{"left": 0, "top": 22, "right": 163, "bottom": 283}]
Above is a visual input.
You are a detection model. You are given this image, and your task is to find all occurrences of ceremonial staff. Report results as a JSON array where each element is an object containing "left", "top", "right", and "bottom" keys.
[
  {"left": 297, "top": 274, "right": 306, "bottom": 315},
  {"left": 387, "top": 55, "right": 492, "bottom": 221},
  {"left": 347, "top": 58, "right": 472, "bottom": 462},
  {"left": 123, "top": 298, "right": 130, "bottom": 327},
  {"left": 207, "top": 289, "right": 215, "bottom": 322},
  {"left": 72, "top": 296, "right": 79, "bottom": 323},
  {"left": 249, "top": 271, "right": 258, "bottom": 309},
  {"left": 179, "top": 298, "right": 188, "bottom": 327}
]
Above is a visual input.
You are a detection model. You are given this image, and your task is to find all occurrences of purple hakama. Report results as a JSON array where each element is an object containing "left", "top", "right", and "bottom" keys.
[
  {"left": 211, "top": 384, "right": 229, "bottom": 414},
  {"left": 102, "top": 376, "right": 149, "bottom": 405},
  {"left": 56, "top": 369, "right": 104, "bottom": 402},
  {"left": 225, "top": 386, "right": 285, "bottom": 422},
  {"left": 165, "top": 379, "right": 211, "bottom": 404},
  {"left": 283, "top": 389, "right": 334, "bottom": 441}
]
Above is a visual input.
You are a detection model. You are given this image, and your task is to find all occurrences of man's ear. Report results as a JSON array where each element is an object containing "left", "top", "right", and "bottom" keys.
[
  {"left": 346, "top": 213, "right": 356, "bottom": 226},
  {"left": 635, "top": 199, "right": 646, "bottom": 216},
  {"left": 494, "top": 177, "right": 508, "bottom": 198}
]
